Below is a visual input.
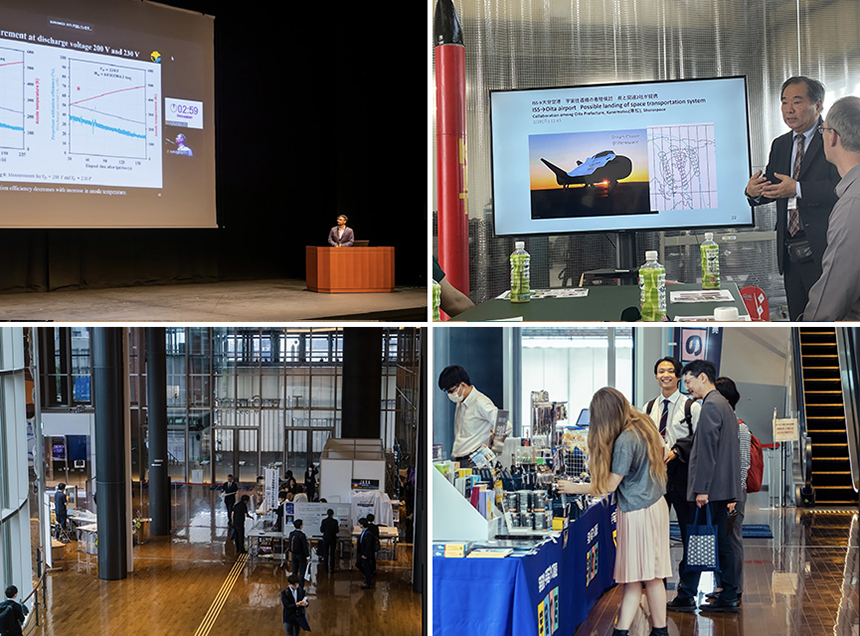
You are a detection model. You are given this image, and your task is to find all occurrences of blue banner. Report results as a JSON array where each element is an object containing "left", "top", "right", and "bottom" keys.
[{"left": 433, "top": 499, "right": 617, "bottom": 636}]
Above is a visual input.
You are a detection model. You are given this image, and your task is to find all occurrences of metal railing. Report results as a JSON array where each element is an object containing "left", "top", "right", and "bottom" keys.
[
  {"left": 21, "top": 548, "right": 47, "bottom": 634},
  {"left": 836, "top": 327, "right": 860, "bottom": 493}
]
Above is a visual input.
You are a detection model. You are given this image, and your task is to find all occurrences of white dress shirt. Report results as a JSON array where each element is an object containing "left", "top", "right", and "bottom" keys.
[
  {"left": 451, "top": 387, "right": 499, "bottom": 458},
  {"left": 642, "top": 389, "right": 701, "bottom": 450}
]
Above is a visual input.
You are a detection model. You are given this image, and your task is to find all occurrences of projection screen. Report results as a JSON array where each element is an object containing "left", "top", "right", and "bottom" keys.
[{"left": 0, "top": 0, "right": 216, "bottom": 228}]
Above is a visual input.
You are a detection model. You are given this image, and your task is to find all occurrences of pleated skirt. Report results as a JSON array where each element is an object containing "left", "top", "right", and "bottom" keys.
[{"left": 614, "top": 495, "right": 673, "bottom": 583}]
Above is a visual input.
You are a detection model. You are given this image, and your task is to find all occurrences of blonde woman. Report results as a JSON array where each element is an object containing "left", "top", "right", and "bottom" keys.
[{"left": 559, "top": 387, "right": 670, "bottom": 636}]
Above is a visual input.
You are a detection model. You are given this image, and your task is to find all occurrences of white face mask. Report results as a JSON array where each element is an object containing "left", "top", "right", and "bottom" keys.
[{"left": 447, "top": 386, "right": 464, "bottom": 404}]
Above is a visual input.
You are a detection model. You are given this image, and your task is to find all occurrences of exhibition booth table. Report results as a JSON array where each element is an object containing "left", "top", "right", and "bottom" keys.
[
  {"left": 352, "top": 524, "right": 399, "bottom": 561},
  {"left": 433, "top": 499, "right": 617, "bottom": 636},
  {"left": 450, "top": 282, "right": 750, "bottom": 322},
  {"left": 306, "top": 246, "right": 395, "bottom": 293}
]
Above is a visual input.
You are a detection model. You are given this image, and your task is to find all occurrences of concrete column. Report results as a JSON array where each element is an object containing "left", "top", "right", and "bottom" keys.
[{"left": 92, "top": 328, "right": 128, "bottom": 581}]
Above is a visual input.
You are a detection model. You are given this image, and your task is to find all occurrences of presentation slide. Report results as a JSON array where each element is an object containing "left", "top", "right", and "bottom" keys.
[
  {"left": 490, "top": 77, "right": 752, "bottom": 236},
  {"left": 0, "top": 0, "right": 215, "bottom": 228}
]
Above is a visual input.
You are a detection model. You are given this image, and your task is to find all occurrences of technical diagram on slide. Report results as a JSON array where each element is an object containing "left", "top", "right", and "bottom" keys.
[{"left": 0, "top": 38, "right": 162, "bottom": 189}]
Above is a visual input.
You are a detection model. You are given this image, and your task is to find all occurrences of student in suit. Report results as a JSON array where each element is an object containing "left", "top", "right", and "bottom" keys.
[
  {"left": 642, "top": 357, "right": 701, "bottom": 593},
  {"left": 668, "top": 360, "right": 741, "bottom": 614},
  {"left": 365, "top": 513, "right": 381, "bottom": 574},
  {"left": 0, "top": 585, "right": 28, "bottom": 636},
  {"left": 281, "top": 574, "right": 310, "bottom": 635},
  {"left": 320, "top": 509, "right": 339, "bottom": 573},
  {"left": 745, "top": 76, "right": 841, "bottom": 320},
  {"left": 289, "top": 519, "right": 311, "bottom": 589},
  {"left": 232, "top": 495, "right": 252, "bottom": 555},
  {"left": 328, "top": 215, "right": 355, "bottom": 247},
  {"left": 274, "top": 491, "right": 288, "bottom": 533},
  {"left": 223, "top": 474, "right": 239, "bottom": 525},
  {"left": 356, "top": 517, "right": 376, "bottom": 589},
  {"left": 53, "top": 484, "right": 68, "bottom": 540}
]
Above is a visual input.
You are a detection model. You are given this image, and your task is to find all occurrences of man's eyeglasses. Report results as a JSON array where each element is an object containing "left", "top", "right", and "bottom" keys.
[
  {"left": 818, "top": 125, "right": 838, "bottom": 136},
  {"left": 445, "top": 386, "right": 459, "bottom": 394}
]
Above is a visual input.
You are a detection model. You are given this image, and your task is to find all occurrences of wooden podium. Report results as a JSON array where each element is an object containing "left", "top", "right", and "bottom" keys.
[{"left": 306, "top": 246, "right": 395, "bottom": 293}]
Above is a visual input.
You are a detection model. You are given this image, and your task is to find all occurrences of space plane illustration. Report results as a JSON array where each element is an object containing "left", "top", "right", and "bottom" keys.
[{"left": 540, "top": 150, "right": 633, "bottom": 190}]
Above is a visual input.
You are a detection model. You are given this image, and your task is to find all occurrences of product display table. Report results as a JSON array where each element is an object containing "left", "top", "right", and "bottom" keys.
[
  {"left": 76, "top": 523, "right": 98, "bottom": 555},
  {"left": 433, "top": 499, "right": 617, "bottom": 636},
  {"left": 450, "top": 282, "right": 749, "bottom": 322},
  {"left": 305, "top": 246, "right": 395, "bottom": 293}
]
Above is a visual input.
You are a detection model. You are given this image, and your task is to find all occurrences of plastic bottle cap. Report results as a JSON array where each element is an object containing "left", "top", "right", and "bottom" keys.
[
  {"left": 714, "top": 306, "right": 739, "bottom": 321},
  {"left": 515, "top": 241, "right": 525, "bottom": 249},
  {"left": 704, "top": 232, "right": 714, "bottom": 240},
  {"left": 645, "top": 250, "right": 658, "bottom": 261}
]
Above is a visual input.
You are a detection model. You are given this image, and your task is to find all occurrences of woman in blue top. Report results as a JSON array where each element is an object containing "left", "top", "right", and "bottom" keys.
[{"left": 560, "top": 387, "right": 670, "bottom": 636}]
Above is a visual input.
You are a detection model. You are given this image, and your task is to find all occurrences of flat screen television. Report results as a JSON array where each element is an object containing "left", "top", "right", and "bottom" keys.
[{"left": 490, "top": 76, "right": 753, "bottom": 237}]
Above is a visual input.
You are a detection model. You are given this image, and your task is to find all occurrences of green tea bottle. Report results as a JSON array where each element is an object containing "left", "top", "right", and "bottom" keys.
[
  {"left": 510, "top": 241, "right": 531, "bottom": 303},
  {"left": 639, "top": 250, "right": 666, "bottom": 321},
  {"left": 432, "top": 279, "right": 442, "bottom": 321},
  {"left": 700, "top": 232, "right": 720, "bottom": 289}
]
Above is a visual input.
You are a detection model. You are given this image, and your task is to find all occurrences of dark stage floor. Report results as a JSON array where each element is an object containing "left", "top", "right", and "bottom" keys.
[{"left": 0, "top": 279, "right": 427, "bottom": 322}]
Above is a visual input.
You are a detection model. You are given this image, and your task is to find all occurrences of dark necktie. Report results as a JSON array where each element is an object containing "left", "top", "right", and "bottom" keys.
[
  {"left": 659, "top": 399, "right": 669, "bottom": 439},
  {"left": 788, "top": 134, "right": 804, "bottom": 236}
]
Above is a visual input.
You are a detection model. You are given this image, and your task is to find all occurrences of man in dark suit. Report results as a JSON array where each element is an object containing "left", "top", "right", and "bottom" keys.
[
  {"left": 281, "top": 574, "right": 310, "bottom": 635},
  {"left": 53, "top": 484, "right": 68, "bottom": 540},
  {"left": 365, "top": 513, "right": 381, "bottom": 574},
  {"left": 274, "top": 491, "right": 288, "bottom": 533},
  {"left": 223, "top": 474, "right": 239, "bottom": 525},
  {"left": 745, "top": 76, "right": 841, "bottom": 320},
  {"left": 328, "top": 214, "right": 355, "bottom": 247},
  {"left": 320, "top": 509, "right": 339, "bottom": 573},
  {"left": 288, "top": 519, "right": 311, "bottom": 589},
  {"left": 667, "top": 360, "right": 741, "bottom": 614},
  {"left": 232, "top": 495, "right": 252, "bottom": 555},
  {"left": 355, "top": 517, "right": 376, "bottom": 589}
]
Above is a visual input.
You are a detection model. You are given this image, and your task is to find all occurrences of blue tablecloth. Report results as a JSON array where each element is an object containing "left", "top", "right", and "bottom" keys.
[{"left": 433, "top": 499, "right": 617, "bottom": 636}]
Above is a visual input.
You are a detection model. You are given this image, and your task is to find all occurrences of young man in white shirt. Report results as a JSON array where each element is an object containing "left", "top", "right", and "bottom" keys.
[
  {"left": 438, "top": 365, "right": 508, "bottom": 467},
  {"left": 643, "top": 357, "right": 702, "bottom": 613}
]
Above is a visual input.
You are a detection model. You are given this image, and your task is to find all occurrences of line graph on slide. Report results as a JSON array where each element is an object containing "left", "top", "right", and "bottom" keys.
[
  {"left": 0, "top": 47, "right": 25, "bottom": 150},
  {"left": 68, "top": 59, "right": 149, "bottom": 159},
  {"left": 647, "top": 123, "right": 718, "bottom": 211}
]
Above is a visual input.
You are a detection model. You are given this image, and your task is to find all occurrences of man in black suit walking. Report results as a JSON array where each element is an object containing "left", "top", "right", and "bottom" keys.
[
  {"left": 232, "top": 495, "right": 252, "bottom": 555},
  {"left": 281, "top": 574, "right": 310, "bottom": 635},
  {"left": 745, "top": 76, "right": 841, "bottom": 320},
  {"left": 356, "top": 517, "right": 376, "bottom": 589},
  {"left": 289, "top": 519, "right": 311, "bottom": 589},
  {"left": 320, "top": 509, "right": 339, "bottom": 573},
  {"left": 223, "top": 474, "right": 239, "bottom": 525}
]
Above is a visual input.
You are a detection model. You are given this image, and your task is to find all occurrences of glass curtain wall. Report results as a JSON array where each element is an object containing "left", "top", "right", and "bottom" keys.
[
  {"left": 39, "top": 327, "right": 422, "bottom": 495},
  {"left": 0, "top": 327, "right": 32, "bottom": 603},
  {"left": 520, "top": 327, "right": 634, "bottom": 436}
]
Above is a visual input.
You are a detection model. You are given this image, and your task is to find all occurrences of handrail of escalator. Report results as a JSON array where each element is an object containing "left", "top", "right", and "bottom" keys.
[
  {"left": 790, "top": 330, "right": 812, "bottom": 488},
  {"left": 836, "top": 327, "right": 860, "bottom": 493},
  {"left": 791, "top": 331, "right": 807, "bottom": 436}
]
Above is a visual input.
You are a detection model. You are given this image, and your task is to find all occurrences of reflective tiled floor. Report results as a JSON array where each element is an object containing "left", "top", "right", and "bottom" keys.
[
  {"left": 574, "top": 492, "right": 859, "bottom": 636},
  {"left": 29, "top": 485, "right": 421, "bottom": 636}
]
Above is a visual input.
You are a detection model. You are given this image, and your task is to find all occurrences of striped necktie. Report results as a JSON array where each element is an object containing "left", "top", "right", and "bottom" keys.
[
  {"left": 659, "top": 399, "right": 669, "bottom": 439},
  {"left": 788, "top": 134, "right": 804, "bottom": 236}
]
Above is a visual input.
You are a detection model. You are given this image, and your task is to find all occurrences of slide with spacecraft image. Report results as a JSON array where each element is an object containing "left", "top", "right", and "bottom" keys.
[
  {"left": 529, "top": 123, "right": 717, "bottom": 220},
  {"left": 490, "top": 76, "right": 751, "bottom": 236}
]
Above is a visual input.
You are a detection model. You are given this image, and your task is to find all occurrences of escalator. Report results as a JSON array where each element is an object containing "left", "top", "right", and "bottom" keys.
[{"left": 797, "top": 328, "right": 859, "bottom": 507}]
